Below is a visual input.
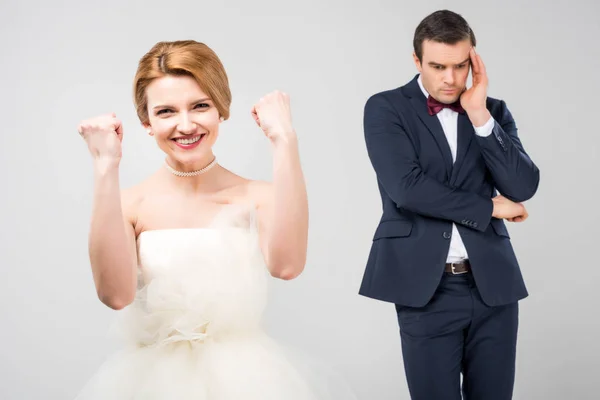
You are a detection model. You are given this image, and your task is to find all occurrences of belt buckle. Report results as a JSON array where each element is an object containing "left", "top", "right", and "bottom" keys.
[{"left": 450, "top": 263, "right": 468, "bottom": 275}]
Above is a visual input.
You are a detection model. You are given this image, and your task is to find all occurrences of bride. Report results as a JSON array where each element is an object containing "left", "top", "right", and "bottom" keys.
[{"left": 75, "top": 40, "right": 354, "bottom": 399}]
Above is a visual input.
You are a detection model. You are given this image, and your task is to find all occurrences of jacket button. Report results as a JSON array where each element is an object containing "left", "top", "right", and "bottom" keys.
[{"left": 443, "top": 232, "right": 451, "bottom": 239}]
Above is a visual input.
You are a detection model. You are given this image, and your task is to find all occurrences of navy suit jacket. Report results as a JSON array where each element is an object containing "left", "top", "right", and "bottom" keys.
[{"left": 359, "top": 74, "right": 540, "bottom": 307}]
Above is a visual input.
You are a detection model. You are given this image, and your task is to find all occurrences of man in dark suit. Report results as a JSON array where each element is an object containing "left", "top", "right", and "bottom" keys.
[{"left": 360, "top": 9, "right": 540, "bottom": 399}]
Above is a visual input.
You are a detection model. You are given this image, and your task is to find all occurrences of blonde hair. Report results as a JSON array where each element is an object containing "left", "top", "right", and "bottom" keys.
[{"left": 133, "top": 40, "right": 232, "bottom": 124}]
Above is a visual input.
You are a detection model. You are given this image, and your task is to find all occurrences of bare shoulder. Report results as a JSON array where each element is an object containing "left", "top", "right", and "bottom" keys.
[
  {"left": 244, "top": 179, "right": 273, "bottom": 208},
  {"left": 214, "top": 167, "right": 272, "bottom": 207},
  {"left": 240, "top": 179, "right": 273, "bottom": 234},
  {"left": 120, "top": 182, "right": 147, "bottom": 225}
]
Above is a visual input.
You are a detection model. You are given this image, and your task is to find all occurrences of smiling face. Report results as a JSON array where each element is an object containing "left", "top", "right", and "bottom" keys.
[
  {"left": 132, "top": 40, "right": 232, "bottom": 172},
  {"left": 413, "top": 38, "right": 472, "bottom": 104},
  {"left": 144, "top": 74, "right": 221, "bottom": 171}
]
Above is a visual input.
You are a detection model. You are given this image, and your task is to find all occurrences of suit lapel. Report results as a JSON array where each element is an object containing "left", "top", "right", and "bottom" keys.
[
  {"left": 450, "top": 112, "right": 475, "bottom": 184},
  {"left": 406, "top": 86, "right": 453, "bottom": 180}
]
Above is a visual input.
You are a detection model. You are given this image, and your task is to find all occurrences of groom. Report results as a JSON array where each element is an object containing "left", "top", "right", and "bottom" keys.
[{"left": 360, "top": 10, "right": 540, "bottom": 399}]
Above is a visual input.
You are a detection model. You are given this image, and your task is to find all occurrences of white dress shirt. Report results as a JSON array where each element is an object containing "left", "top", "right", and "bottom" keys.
[{"left": 417, "top": 75, "right": 494, "bottom": 263}]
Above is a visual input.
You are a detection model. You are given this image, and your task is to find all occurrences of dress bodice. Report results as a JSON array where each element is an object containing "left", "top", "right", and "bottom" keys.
[{"left": 114, "top": 205, "right": 269, "bottom": 347}]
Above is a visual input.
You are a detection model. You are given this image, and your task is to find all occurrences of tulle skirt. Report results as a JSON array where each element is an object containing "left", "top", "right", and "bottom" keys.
[{"left": 74, "top": 331, "right": 357, "bottom": 400}]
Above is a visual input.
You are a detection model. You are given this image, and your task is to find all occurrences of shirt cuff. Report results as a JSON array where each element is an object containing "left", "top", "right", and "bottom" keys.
[{"left": 473, "top": 116, "right": 494, "bottom": 137}]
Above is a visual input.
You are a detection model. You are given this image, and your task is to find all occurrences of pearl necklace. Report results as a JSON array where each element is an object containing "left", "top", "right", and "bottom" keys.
[{"left": 164, "top": 157, "right": 218, "bottom": 177}]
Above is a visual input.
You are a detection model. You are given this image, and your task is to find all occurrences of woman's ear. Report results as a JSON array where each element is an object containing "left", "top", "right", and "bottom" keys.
[{"left": 142, "top": 122, "right": 153, "bottom": 136}]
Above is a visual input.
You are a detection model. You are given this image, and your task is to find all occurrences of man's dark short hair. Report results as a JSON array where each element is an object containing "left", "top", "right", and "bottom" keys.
[{"left": 413, "top": 10, "right": 476, "bottom": 62}]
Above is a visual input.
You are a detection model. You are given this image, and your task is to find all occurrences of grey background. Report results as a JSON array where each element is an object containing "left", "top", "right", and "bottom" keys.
[{"left": 1, "top": 0, "right": 598, "bottom": 399}]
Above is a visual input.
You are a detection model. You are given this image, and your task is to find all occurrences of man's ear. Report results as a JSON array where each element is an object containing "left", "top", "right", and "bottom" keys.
[{"left": 412, "top": 52, "right": 422, "bottom": 72}]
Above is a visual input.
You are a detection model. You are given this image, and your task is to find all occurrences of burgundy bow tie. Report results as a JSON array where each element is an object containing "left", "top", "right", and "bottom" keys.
[{"left": 426, "top": 95, "right": 465, "bottom": 115}]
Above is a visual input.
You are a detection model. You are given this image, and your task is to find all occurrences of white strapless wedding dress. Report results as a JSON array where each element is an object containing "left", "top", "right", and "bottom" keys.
[{"left": 74, "top": 205, "right": 356, "bottom": 399}]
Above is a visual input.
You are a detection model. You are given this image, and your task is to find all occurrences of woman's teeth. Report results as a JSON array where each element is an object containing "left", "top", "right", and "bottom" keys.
[{"left": 175, "top": 135, "right": 202, "bottom": 145}]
